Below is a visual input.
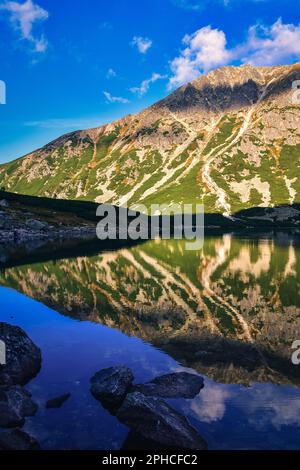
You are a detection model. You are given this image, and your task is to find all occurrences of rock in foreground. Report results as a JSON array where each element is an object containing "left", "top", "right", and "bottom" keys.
[
  {"left": 0, "top": 385, "right": 38, "bottom": 427},
  {"left": 90, "top": 366, "right": 134, "bottom": 409},
  {"left": 132, "top": 372, "right": 204, "bottom": 398},
  {"left": 46, "top": 393, "right": 71, "bottom": 409},
  {"left": 116, "top": 391, "right": 207, "bottom": 450},
  {"left": 0, "top": 429, "right": 41, "bottom": 450},
  {"left": 0, "top": 323, "right": 41, "bottom": 386}
]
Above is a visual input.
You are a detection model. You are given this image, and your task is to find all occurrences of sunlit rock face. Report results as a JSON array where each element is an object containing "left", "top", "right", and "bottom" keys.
[
  {"left": 1, "top": 233, "right": 299, "bottom": 386},
  {"left": 0, "top": 63, "right": 300, "bottom": 214}
]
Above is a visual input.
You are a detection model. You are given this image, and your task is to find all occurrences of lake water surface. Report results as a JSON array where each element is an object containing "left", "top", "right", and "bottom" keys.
[{"left": 0, "top": 232, "right": 300, "bottom": 449}]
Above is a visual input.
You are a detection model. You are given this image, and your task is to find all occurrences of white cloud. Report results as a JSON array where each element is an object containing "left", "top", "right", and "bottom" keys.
[
  {"left": 233, "top": 384, "right": 300, "bottom": 431},
  {"left": 103, "top": 91, "right": 130, "bottom": 104},
  {"left": 130, "top": 72, "right": 167, "bottom": 96},
  {"left": 168, "top": 19, "right": 300, "bottom": 88},
  {"left": 131, "top": 35, "right": 152, "bottom": 54},
  {"left": 241, "top": 19, "right": 300, "bottom": 66},
  {"left": 106, "top": 68, "right": 116, "bottom": 79},
  {"left": 168, "top": 26, "right": 231, "bottom": 89},
  {"left": 190, "top": 384, "right": 230, "bottom": 423},
  {"left": 0, "top": 0, "right": 49, "bottom": 52}
]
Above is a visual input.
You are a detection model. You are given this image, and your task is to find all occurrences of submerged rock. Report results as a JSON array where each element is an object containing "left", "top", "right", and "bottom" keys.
[
  {"left": 0, "top": 199, "right": 9, "bottom": 208},
  {"left": 132, "top": 372, "right": 204, "bottom": 398},
  {"left": 0, "top": 323, "right": 41, "bottom": 386},
  {"left": 25, "top": 219, "right": 47, "bottom": 230},
  {"left": 46, "top": 393, "right": 71, "bottom": 409},
  {"left": 0, "top": 429, "right": 41, "bottom": 450},
  {"left": 116, "top": 391, "right": 207, "bottom": 450},
  {"left": 90, "top": 366, "right": 134, "bottom": 409},
  {"left": 0, "top": 385, "right": 38, "bottom": 427}
]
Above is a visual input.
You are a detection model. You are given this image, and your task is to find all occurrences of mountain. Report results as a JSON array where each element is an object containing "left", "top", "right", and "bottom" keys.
[{"left": 1, "top": 62, "right": 300, "bottom": 215}]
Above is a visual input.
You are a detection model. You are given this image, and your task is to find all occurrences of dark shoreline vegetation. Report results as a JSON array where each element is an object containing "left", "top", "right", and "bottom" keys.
[
  {"left": 1, "top": 189, "right": 300, "bottom": 226},
  {"left": 0, "top": 189, "right": 300, "bottom": 268},
  {"left": 1, "top": 189, "right": 300, "bottom": 233}
]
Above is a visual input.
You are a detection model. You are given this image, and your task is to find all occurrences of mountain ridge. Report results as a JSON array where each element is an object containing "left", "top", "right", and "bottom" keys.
[{"left": 0, "top": 62, "right": 300, "bottom": 215}]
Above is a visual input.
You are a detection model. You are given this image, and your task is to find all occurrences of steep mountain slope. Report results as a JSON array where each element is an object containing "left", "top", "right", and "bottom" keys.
[{"left": 1, "top": 63, "right": 300, "bottom": 214}]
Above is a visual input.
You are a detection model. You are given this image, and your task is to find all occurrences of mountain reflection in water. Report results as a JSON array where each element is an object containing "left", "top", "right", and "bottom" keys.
[{"left": 1, "top": 232, "right": 299, "bottom": 387}]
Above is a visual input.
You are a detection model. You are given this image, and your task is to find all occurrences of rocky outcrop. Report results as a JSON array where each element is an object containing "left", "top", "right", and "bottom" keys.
[
  {"left": 0, "top": 385, "right": 38, "bottom": 427},
  {"left": 132, "top": 372, "right": 204, "bottom": 398},
  {"left": 90, "top": 366, "right": 134, "bottom": 409},
  {"left": 0, "top": 429, "right": 41, "bottom": 450},
  {"left": 0, "top": 324, "right": 40, "bottom": 439},
  {"left": 0, "top": 200, "right": 96, "bottom": 246},
  {"left": 117, "top": 392, "right": 207, "bottom": 450},
  {"left": 90, "top": 366, "right": 206, "bottom": 450},
  {"left": 0, "top": 323, "right": 41, "bottom": 386}
]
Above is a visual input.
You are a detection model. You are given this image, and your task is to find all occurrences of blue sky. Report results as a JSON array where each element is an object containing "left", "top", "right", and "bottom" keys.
[{"left": 0, "top": 0, "right": 299, "bottom": 163}]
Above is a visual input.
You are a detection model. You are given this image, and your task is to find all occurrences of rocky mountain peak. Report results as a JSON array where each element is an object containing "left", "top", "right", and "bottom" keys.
[
  {"left": 155, "top": 62, "right": 300, "bottom": 114},
  {"left": 0, "top": 62, "right": 299, "bottom": 214}
]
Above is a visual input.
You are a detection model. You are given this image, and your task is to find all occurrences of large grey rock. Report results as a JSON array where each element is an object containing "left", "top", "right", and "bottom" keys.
[
  {"left": 116, "top": 392, "right": 207, "bottom": 450},
  {"left": 0, "top": 385, "right": 38, "bottom": 427},
  {"left": 132, "top": 372, "right": 204, "bottom": 398},
  {"left": 90, "top": 366, "right": 134, "bottom": 409},
  {"left": 0, "top": 429, "right": 41, "bottom": 450},
  {"left": 0, "top": 323, "right": 41, "bottom": 386}
]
